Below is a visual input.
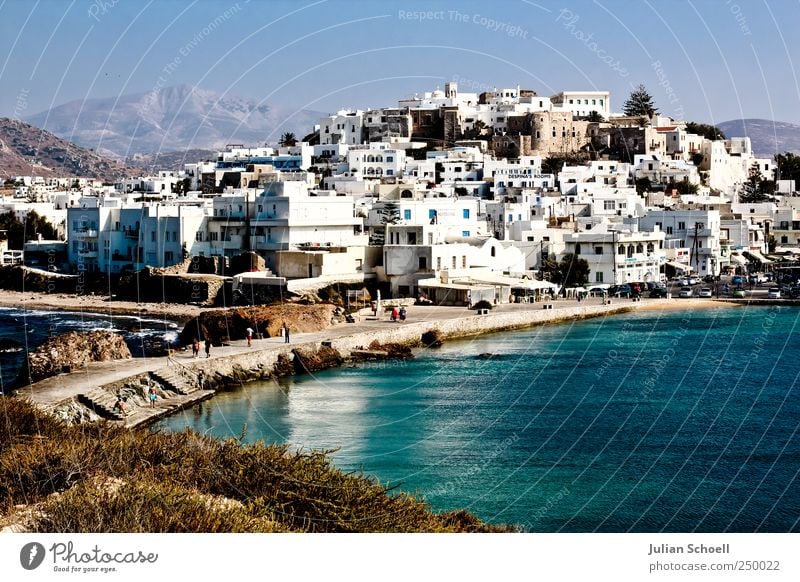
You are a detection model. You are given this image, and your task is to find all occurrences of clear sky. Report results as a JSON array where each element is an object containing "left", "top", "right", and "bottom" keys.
[{"left": 1, "top": 0, "right": 799, "bottom": 125}]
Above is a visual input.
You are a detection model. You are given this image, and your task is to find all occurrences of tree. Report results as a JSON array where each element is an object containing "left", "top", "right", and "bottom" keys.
[
  {"left": 685, "top": 122, "right": 725, "bottom": 141},
  {"left": 739, "top": 161, "right": 773, "bottom": 203},
  {"left": 558, "top": 253, "right": 590, "bottom": 287},
  {"left": 540, "top": 253, "right": 590, "bottom": 287},
  {"left": 774, "top": 152, "right": 800, "bottom": 185},
  {"left": 279, "top": 132, "right": 297, "bottom": 147},
  {"left": 0, "top": 210, "right": 59, "bottom": 249},
  {"left": 622, "top": 84, "right": 658, "bottom": 117},
  {"left": 587, "top": 111, "right": 605, "bottom": 123},
  {"left": 634, "top": 177, "right": 652, "bottom": 194}
]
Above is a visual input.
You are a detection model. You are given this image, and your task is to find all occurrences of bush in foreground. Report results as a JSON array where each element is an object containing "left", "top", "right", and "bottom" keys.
[{"left": 0, "top": 398, "right": 509, "bottom": 533}]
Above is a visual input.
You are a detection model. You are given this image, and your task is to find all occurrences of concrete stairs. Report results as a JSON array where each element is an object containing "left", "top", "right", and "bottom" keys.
[
  {"left": 77, "top": 389, "right": 125, "bottom": 421},
  {"left": 151, "top": 365, "right": 200, "bottom": 395}
]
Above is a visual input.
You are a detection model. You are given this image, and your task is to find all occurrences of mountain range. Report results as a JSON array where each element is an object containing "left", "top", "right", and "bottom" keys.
[
  {"left": 0, "top": 118, "right": 131, "bottom": 180},
  {"left": 25, "top": 85, "right": 324, "bottom": 159},
  {"left": 716, "top": 118, "right": 800, "bottom": 158}
]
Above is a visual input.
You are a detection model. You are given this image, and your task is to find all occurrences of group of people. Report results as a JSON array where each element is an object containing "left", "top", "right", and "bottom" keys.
[
  {"left": 390, "top": 306, "right": 407, "bottom": 322},
  {"left": 191, "top": 337, "right": 213, "bottom": 358}
]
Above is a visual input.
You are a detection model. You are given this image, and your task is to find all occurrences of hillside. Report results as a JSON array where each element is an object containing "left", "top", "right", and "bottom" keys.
[
  {"left": 717, "top": 118, "right": 800, "bottom": 158},
  {"left": 0, "top": 118, "right": 132, "bottom": 180},
  {"left": 125, "top": 148, "right": 218, "bottom": 172},
  {"left": 26, "top": 85, "right": 324, "bottom": 158}
]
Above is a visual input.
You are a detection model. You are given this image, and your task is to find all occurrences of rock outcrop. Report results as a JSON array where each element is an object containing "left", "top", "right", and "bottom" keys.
[
  {"left": 17, "top": 330, "right": 132, "bottom": 385},
  {"left": 180, "top": 303, "right": 336, "bottom": 345}
]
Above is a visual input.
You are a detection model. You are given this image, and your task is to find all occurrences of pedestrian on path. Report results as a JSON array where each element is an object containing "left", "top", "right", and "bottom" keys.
[
  {"left": 205, "top": 337, "right": 212, "bottom": 358},
  {"left": 192, "top": 337, "right": 200, "bottom": 358},
  {"left": 148, "top": 386, "right": 157, "bottom": 408},
  {"left": 197, "top": 370, "right": 205, "bottom": 390},
  {"left": 246, "top": 327, "right": 253, "bottom": 347},
  {"left": 283, "top": 322, "right": 290, "bottom": 343}
]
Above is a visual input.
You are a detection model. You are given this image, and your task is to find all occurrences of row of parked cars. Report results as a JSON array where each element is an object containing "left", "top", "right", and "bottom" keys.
[{"left": 603, "top": 281, "right": 667, "bottom": 298}]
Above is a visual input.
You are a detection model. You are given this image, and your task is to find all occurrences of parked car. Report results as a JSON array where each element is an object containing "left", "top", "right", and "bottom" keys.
[
  {"left": 588, "top": 287, "right": 607, "bottom": 297},
  {"left": 609, "top": 284, "right": 633, "bottom": 297},
  {"left": 768, "top": 287, "right": 781, "bottom": 299},
  {"left": 649, "top": 287, "right": 669, "bottom": 298},
  {"left": 732, "top": 288, "right": 746, "bottom": 298},
  {"left": 703, "top": 275, "right": 716, "bottom": 282},
  {"left": 698, "top": 288, "right": 713, "bottom": 298},
  {"left": 680, "top": 278, "right": 690, "bottom": 286},
  {"left": 732, "top": 275, "right": 744, "bottom": 285},
  {"left": 688, "top": 276, "right": 700, "bottom": 285},
  {"left": 679, "top": 286, "right": 693, "bottom": 298}
]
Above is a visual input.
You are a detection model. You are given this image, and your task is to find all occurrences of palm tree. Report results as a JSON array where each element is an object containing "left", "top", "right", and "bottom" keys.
[{"left": 279, "top": 132, "right": 297, "bottom": 147}]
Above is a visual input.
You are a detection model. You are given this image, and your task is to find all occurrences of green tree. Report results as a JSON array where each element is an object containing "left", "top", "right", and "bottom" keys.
[
  {"left": 774, "top": 152, "right": 800, "bottom": 185},
  {"left": 587, "top": 111, "right": 605, "bottom": 123},
  {"left": 739, "top": 161, "right": 773, "bottom": 203},
  {"left": 279, "top": 132, "right": 297, "bottom": 147},
  {"left": 0, "top": 210, "right": 59, "bottom": 249},
  {"left": 634, "top": 177, "right": 652, "bottom": 194},
  {"left": 540, "top": 253, "right": 590, "bottom": 287},
  {"left": 622, "top": 84, "right": 658, "bottom": 117},
  {"left": 685, "top": 122, "right": 726, "bottom": 141}
]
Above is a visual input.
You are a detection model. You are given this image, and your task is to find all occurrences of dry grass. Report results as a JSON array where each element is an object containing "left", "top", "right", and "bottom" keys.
[{"left": 0, "top": 398, "right": 508, "bottom": 533}]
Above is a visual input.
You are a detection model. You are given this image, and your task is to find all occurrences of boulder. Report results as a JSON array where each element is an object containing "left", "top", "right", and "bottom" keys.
[
  {"left": 180, "top": 303, "right": 336, "bottom": 345},
  {"left": 17, "top": 330, "right": 132, "bottom": 385}
]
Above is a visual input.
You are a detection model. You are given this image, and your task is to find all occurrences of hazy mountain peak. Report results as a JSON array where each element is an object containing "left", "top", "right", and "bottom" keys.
[{"left": 25, "top": 85, "right": 323, "bottom": 158}]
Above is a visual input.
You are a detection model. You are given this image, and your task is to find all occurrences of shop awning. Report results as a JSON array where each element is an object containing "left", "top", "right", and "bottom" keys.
[
  {"left": 665, "top": 261, "right": 691, "bottom": 272},
  {"left": 728, "top": 254, "right": 747, "bottom": 265},
  {"left": 744, "top": 250, "right": 772, "bottom": 263}
]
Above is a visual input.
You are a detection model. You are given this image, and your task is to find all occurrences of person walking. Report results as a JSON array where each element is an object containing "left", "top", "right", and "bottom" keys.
[
  {"left": 283, "top": 322, "right": 290, "bottom": 343},
  {"left": 197, "top": 370, "right": 205, "bottom": 390},
  {"left": 391, "top": 307, "right": 399, "bottom": 322},
  {"left": 192, "top": 337, "right": 200, "bottom": 358},
  {"left": 148, "top": 386, "right": 157, "bottom": 408},
  {"left": 399, "top": 306, "right": 407, "bottom": 321},
  {"left": 246, "top": 327, "right": 253, "bottom": 347},
  {"left": 205, "top": 337, "right": 212, "bottom": 358}
]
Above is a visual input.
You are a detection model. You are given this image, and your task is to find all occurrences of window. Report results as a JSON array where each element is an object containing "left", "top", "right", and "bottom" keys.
[
  {"left": 463, "top": 208, "right": 470, "bottom": 219},
  {"left": 437, "top": 257, "right": 441, "bottom": 270},
  {"left": 627, "top": 245, "right": 634, "bottom": 258},
  {"left": 195, "top": 231, "right": 203, "bottom": 241},
  {"left": 151, "top": 232, "right": 156, "bottom": 242},
  {"left": 646, "top": 243, "right": 654, "bottom": 254},
  {"left": 164, "top": 251, "right": 174, "bottom": 263},
  {"left": 575, "top": 243, "right": 581, "bottom": 255},
  {"left": 636, "top": 243, "right": 644, "bottom": 253},
  {"left": 666, "top": 226, "right": 673, "bottom": 235},
  {"left": 428, "top": 233, "right": 433, "bottom": 244},
  {"left": 210, "top": 232, "right": 218, "bottom": 241},
  {"left": 596, "top": 272, "right": 604, "bottom": 283},
  {"left": 429, "top": 209, "right": 437, "bottom": 220},
  {"left": 452, "top": 256, "right": 457, "bottom": 268},
  {"left": 508, "top": 214, "right": 513, "bottom": 222},
  {"left": 462, "top": 230, "right": 470, "bottom": 237},
  {"left": 419, "top": 257, "right": 427, "bottom": 270},
  {"left": 404, "top": 209, "right": 411, "bottom": 220},
  {"left": 408, "top": 232, "right": 417, "bottom": 245},
  {"left": 595, "top": 246, "right": 603, "bottom": 255},
  {"left": 604, "top": 200, "right": 615, "bottom": 210},
  {"left": 462, "top": 256, "right": 467, "bottom": 268},
  {"left": 678, "top": 221, "right": 686, "bottom": 230}
]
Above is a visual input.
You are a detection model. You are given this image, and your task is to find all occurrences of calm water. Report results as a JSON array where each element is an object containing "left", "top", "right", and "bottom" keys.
[
  {"left": 0, "top": 307, "right": 180, "bottom": 390},
  {"left": 154, "top": 306, "right": 800, "bottom": 532}
]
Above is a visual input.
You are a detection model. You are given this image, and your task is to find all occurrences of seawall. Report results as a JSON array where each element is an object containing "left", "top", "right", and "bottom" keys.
[{"left": 22, "top": 301, "right": 646, "bottom": 428}]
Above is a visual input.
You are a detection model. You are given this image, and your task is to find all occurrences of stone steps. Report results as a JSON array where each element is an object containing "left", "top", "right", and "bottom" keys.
[
  {"left": 77, "top": 389, "right": 125, "bottom": 421},
  {"left": 151, "top": 367, "right": 200, "bottom": 396}
]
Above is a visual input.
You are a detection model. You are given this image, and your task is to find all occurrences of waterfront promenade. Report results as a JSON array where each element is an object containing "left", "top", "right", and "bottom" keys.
[{"left": 15, "top": 297, "right": 736, "bottom": 428}]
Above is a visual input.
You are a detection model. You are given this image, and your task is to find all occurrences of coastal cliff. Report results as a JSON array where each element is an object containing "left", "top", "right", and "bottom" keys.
[{"left": 17, "top": 330, "right": 132, "bottom": 385}]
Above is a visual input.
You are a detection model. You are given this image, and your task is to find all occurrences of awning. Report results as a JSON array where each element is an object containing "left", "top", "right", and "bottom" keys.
[
  {"left": 744, "top": 250, "right": 772, "bottom": 263},
  {"left": 665, "top": 261, "right": 691, "bottom": 272},
  {"left": 728, "top": 254, "right": 747, "bottom": 265}
]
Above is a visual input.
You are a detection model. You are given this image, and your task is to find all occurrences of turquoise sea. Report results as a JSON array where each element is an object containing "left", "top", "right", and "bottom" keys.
[{"left": 155, "top": 306, "right": 800, "bottom": 532}]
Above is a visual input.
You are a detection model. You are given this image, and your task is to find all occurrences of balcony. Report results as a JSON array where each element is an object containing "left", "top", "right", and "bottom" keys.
[
  {"left": 77, "top": 250, "right": 98, "bottom": 259},
  {"left": 123, "top": 229, "right": 139, "bottom": 240},
  {"left": 74, "top": 229, "right": 98, "bottom": 239}
]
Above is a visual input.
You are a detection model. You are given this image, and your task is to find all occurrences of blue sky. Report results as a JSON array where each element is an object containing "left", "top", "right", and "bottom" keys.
[{"left": 1, "top": 0, "right": 799, "bottom": 125}]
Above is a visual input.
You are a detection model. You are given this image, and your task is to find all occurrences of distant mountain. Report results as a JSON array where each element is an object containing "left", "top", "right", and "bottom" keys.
[
  {"left": 0, "top": 117, "right": 131, "bottom": 180},
  {"left": 716, "top": 119, "right": 800, "bottom": 158},
  {"left": 25, "top": 85, "right": 325, "bottom": 158},
  {"left": 125, "top": 149, "right": 218, "bottom": 173}
]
